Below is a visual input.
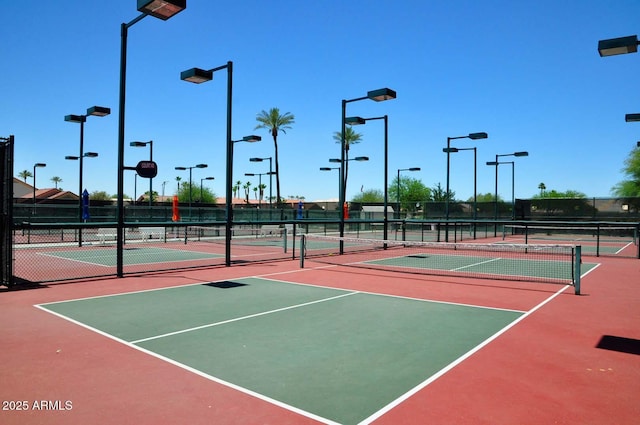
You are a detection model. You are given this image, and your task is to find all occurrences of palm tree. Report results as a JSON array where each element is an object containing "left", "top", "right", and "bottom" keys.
[
  {"left": 175, "top": 176, "right": 182, "bottom": 192},
  {"left": 255, "top": 107, "right": 295, "bottom": 207},
  {"left": 258, "top": 183, "right": 267, "bottom": 203},
  {"left": 18, "top": 170, "right": 32, "bottom": 182},
  {"left": 51, "top": 176, "right": 62, "bottom": 189},
  {"left": 332, "top": 127, "right": 363, "bottom": 199},
  {"left": 538, "top": 182, "right": 546, "bottom": 197},
  {"left": 242, "top": 181, "right": 252, "bottom": 203},
  {"left": 233, "top": 180, "right": 242, "bottom": 198}
]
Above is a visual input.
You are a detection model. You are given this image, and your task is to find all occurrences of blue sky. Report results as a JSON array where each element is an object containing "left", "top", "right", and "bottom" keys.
[{"left": 2, "top": 0, "right": 639, "bottom": 203}]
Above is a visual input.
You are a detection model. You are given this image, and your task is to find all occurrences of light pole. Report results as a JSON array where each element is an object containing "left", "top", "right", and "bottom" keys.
[
  {"left": 116, "top": 0, "right": 186, "bottom": 277},
  {"left": 486, "top": 161, "right": 518, "bottom": 219},
  {"left": 181, "top": 62, "right": 262, "bottom": 266},
  {"left": 32, "top": 163, "right": 46, "bottom": 215},
  {"left": 345, "top": 115, "right": 390, "bottom": 241},
  {"left": 444, "top": 132, "right": 487, "bottom": 241},
  {"left": 65, "top": 106, "right": 110, "bottom": 244},
  {"left": 320, "top": 167, "right": 340, "bottom": 205},
  {"left": 340, "top": 88, "right": 396, "bottom": 252},
  {"left": 444, "top": 146, "right": 478, "bottom": 237},
  {"left": 200, "top": 177, "right": 215, "bottom": 202},
  {"left": 130, "top": 140, "right": 153, "bottom": 206},
  {"left": 65, "top": 152, "right": 98, "bottom": 246},
  {"left": 396, "top": 167, "right": 420, "bottom": 219},
  {"left": 487, "top": 151, "right": 528, "bottom": 232},
  {"left": 245, "top": 172, "right": 274, "bottom": 207},
  {"left": 249, "top": 157, "right": 273, "bottom": 209},
  {"left": 174, "top": 164, "right": 207, "bottom": 219}
]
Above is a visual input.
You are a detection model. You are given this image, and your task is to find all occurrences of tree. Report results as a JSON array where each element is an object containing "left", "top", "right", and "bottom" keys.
[
  {"left": 612, "top": 146, "right": 640, "bottom": 200},
  {"left": 242, "top": 181, "right": 252, "bottom": 203},
  {"left": 538, "top": 182, "right": 546, "bottom": 197},
  {"left": 430, "top": 182, "right": 454, "bottom": 202},
  {"left": 530, "top": 188, "right": 594, "bottom": 217},
  {"left": 18, "top": 170, "right": 32, "bottom": 182},
  {"left": 351, "top": 189, "right": 384, "bottom": 203},
  {"left": 233, "top": 180, "right": 242, "bottom": 198},
  {"left": 474, "top": 192, "right": 501, "bottom": 202},
  {"left": 333, "top": 127, "right": 363, "bottom": 199},
  {"left": 175, "top": 176, "right": 182, "bottom": 192},
  {"left": 90, "top": 191, "right": 111, "bottom": 201},
  {"left": 389, "top": 176, "right": 431, "bottom": 213},
  {"left": 255, "top": 107, "right": 295, "bottom": 206},
  {"left": 141, "top": 191, "right": 160, "bottom": 203},
  {"left": 51, "top": 176, "right": 62, "bottom": 189},
  {"left": 258, "top": 183, "right": 267, "bottom": 203}
]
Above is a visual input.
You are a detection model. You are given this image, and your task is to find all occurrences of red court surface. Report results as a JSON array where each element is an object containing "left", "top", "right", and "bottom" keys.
[{"left": 1, "top": 253, "right": 638, "bottom": 424}]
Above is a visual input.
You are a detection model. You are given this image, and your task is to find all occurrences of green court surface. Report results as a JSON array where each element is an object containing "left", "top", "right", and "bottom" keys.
[
  {"left": 365, "top": 253, "right": 598, "bottom": 281},
  {"left": 38, "top": 277, "right": 524, "bottom": 425},
  {"left": 41, "top": 246, "right": 222, "bottom": 266}
]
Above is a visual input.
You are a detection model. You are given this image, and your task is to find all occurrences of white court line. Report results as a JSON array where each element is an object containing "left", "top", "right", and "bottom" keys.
[
  {"left": 129, "top": 291, "right": 359, "bottom": 344},
  {"left": 33, "top": 304, "right": 340, "bottom": 425},
  {"left": 452, "top": 257, "right": 502, "bottom": 271},
  {"left": 358, "top": 283, "right": 571, "bottom": 425}
]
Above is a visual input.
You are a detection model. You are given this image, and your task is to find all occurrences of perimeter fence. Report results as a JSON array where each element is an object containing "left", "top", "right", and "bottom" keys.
[{"left": 9, "top": 219, "right": 639, "bottom": 286}]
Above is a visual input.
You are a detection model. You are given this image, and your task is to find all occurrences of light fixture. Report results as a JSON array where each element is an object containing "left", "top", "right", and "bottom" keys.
[
  {"left": 598, "top": 35, "right": 639, "bottom": 57},
  {"left": 345, "top": 116, "right": 366, "bottom": 125},
  {"left": 625, "top": 113, "right": 640, "bottom": 122},
  {"left": 137, "top": 0, "right": 186, "bottom": 20},
  {"left": 242, "top": 135, "right": 261, "bottom": 143},
  {"left": 367, "top": 88, "right": 397, "bottom": 102},
  {"left": 468, "top": 132, "right": 488, "bottom": 140},
  {"left": 180, "top": 68, "right": 213, "bottom": 84},
  {"left": 87, "top": 106, "right": 111, "bottom": 117},
  {"left": 64, "top": 114, "right": 85, "bottom": 123}
]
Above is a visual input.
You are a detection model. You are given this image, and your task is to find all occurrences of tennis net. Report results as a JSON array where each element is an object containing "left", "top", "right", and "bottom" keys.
[
  {"left": 300, "top": 234, "right": 582, "bottom": 294},
  {"left": 503, "top": 223, "right": 638, "bottom": 258},
  {"left": 182, "top": 225, "right": 289, "bottom": 251}
]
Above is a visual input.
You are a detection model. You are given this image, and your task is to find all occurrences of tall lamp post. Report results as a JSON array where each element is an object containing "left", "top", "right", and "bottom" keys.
[
  {"left": 345, "top": 115, "right": 390, "bottom": 241},
  {"left": 245, "top": 172, "right": 275, "bottom": 207},
  {"left": 130, "top": 140, "right": 153, "bottom": 206},
  {"left": 116, "top": 0, "right": 186, "bottom": 278},
  {"left": 340, "top": 88, "right": 396, "bottom": 252},
  {"left": 444, "top": 132, "right": 487, "bottom": 241},
  {"left": 488, "top": 151, "right": 528, "bottom": 233},
  {"left": 65, "top": 106, "right": 110, "bottom": 244},
  {"left": 320, "top": 167, "right": 340, "bottom": 210},
  {"left": 174, "top": 164, "right": 207, "bottom": 219},
  {"left": 65, "top": 152, "right": 98, "bottom": 246},
  {"left": 200, "top": 176, "right": 215, "bottom": 202},
  {"left": 396, "top": 167, "right": 421, "bottom": 219},
  {"left": 32, "top": 163, "right": 46, "bottom": 215},
  {"left": 249, "top": 157, "right": 273, "bottom": 209},
  {"left": 444, "top": 146, "right": 478, "bottom": 238},
  {"left": 180, "top": 60, "right": 260, "bottom": 266}
]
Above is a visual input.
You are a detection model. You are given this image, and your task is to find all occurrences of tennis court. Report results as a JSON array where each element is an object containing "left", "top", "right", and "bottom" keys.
[
  {"left": 2, "top": 240, "right": 638, "bottom": 425},
  {"left": 300, "top": 234, "right": 598, "bottom": 293},
  {"left": 36, "top": 277, "right": 530, "bottom": 424},
  {"left": 40, "top": 246, "right": 223, "bottom": 266}
]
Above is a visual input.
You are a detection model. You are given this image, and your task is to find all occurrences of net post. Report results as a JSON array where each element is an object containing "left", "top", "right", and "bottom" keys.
[
  {"left": 283, "top": 226, "right": 288, "bottom": 254},
  {"left": 574, "top": 245, "right": 581, "bottom": 295},
  {"left": 300, "top": 234, "right": 306, "bottom": 268}
]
